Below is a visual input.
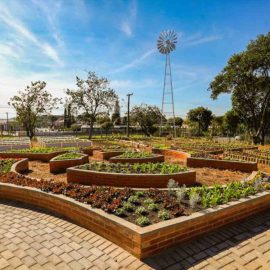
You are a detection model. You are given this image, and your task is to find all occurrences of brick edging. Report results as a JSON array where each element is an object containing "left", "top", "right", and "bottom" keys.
[
  {"left": 0, "top": 182, "right": 269, "bottom": 258},
  {"left": 67, "top": 168, "right": 196, "bottom": 188},
  {"left": 49, "top": 154, "right": 89, "bottom": 173},
  {"left": 187, "top": 157, "right": 258, "bottom": 172},
  {"left": 0, "top": 151, "right": 67, "bottom": 162},
  {"left": 10, "top": 158, "right": 29, "bottom": 174},
  {"left": 93, "top": 150, "right": 125, "bottom": 160}
]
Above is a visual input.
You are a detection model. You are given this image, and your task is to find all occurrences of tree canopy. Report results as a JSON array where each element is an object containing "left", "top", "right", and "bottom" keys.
[
  {"left": 209, "top": 32, "right": 270, "bottom": 144},
  {"left": 187, "top": 106, "right": 213, "bottom": 134},
  {"left": 130, "top": 104, "right": 163, "bottom": 136},
  {"left": 66, "top": 72, "right": 118, "bottom": 138},
  {"left": 9, "top": 81, "right": 59, "bottom": 139}
]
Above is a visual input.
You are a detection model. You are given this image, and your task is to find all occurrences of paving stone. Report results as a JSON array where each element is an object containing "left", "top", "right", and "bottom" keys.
[{"left": 1, "top": 200, "right": 270, "bottom": 270}]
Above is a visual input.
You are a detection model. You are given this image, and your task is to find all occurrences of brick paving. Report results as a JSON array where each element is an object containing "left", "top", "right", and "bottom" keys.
[{"left": 0, "top": 200, "right": 270, "bottom": 269}]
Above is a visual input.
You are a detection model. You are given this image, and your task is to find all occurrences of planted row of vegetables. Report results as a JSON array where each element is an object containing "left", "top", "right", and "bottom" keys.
[
  {"left": 78, "top": 162, "right": 187, "bottom": 174},
  {"left": 0, "top": 171, "right": 269, "bottom": 226}
]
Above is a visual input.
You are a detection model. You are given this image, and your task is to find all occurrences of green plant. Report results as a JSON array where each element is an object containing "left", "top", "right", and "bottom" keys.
[
  {"left": 135, "top": 207, "right": 148, "bottom": 216},
  {"left": 118, "top": 151, "right": 153, "bottom": 158},
  {"left": 147, "top": 203, "right": 158, "bottom": 211},
  {"left": 0, "top": 159, "right": 16, "bottom": 173},
  {"left": 122, "top": 202, "right": 135, "bottom": 212},
  {"left": 143, "top": 198, "right": 154, "bottom": 205},
  {"left": 135, "top": 191, "right": 145, "bottom": 198},
  {"left": 127, "top": 195, "right": 140, "bottom": 205},
  {"left": 167, "top": 179, "right": 179, "bottom": 195},
  {"left": 78, "top": 162, "right": 188, "bottom": 174},
  {"left": 115, "top": 207, "right": 125, "bottom": 217},
  {"left": 158, "top": 210, "right": 170, "bottom": 220},
  {"left": 176, "top": 185, "right": 186, "bottom": 203},
  {"left": 135, "top": 216, "right": 151, "bottom": 227},
  {"left": 54, "top": 152, "right": 84, "bottom": 160},
  {"left": 189, "top": 192, "right": 200, "bottom": 209}
]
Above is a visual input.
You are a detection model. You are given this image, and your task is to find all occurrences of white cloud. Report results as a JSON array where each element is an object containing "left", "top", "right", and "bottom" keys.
[
  {"left": 0, "top": 3, "right": 63, "bottom": 66},
  {"left": 121, "top": 21, "right": 132, "bottom": 36},
  {"left": 120, "top": 0, "right": 137, "bottom": 36},
  {"left": 111, "top": 48, "right": 156, "bottom": 74},
  {"left": 182, "top": 33, "right": 222, "bottom": 47},
  {"left": 32, "top": 0, "right": 65, "bottom": 48}
]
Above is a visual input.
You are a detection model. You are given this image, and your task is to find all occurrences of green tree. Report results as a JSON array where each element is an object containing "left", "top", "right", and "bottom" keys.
[
  {"left": 111, "top": 98, "right": 121, "bottom": 125},
  {"left": 209, "top": 32, "right": 270, "bottom": 144},
  {"left": 9, "top": 81, "right": 59, "bottom": 139},
  {"left": 223, "top": 110, "right": 241, "bottom": 136},
  {"left": 130, "top": 104, "right": 163, "bottom": 136},
  {"left": 187, "top": 106, "right": 213, "bottom": 134},
  {"left": 211, "top": 115, "right": 224, "bottom": 136},
  {"left": 66, "top": 72, "right": 118, "bottom": 139},
  {"left": 167, "top": 117, "right": 183, "bottom": 127}
]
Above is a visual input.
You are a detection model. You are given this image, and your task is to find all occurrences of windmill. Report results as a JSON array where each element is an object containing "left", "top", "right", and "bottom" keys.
[{"left": 157, "top": 30, "right": 177, "bottom": 137}]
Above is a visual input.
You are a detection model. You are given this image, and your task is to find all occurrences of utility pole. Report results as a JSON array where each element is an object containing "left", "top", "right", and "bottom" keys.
[
  {"left": 6, "top": 112, "right": 9, "bottom": 135},
  {"left": 126, "top": 93, "right": 133, "bottom": 138}
]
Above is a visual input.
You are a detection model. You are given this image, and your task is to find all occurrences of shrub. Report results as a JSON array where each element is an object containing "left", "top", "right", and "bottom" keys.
[
  {"left": 136, "top": 216, "right": 151, "bottom": 227},
  {"left": 135, "top": 206, "right": 149, "bottom": 216}
]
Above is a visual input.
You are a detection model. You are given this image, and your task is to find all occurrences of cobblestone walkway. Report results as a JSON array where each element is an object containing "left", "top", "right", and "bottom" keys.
[{"left": 0, "top": 200, "right": 270, "bottom": 270}]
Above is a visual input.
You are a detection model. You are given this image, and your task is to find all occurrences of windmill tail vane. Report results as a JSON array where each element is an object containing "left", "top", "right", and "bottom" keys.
[{"left": 157, "top": 30, "right": 177, "bottom": 137}]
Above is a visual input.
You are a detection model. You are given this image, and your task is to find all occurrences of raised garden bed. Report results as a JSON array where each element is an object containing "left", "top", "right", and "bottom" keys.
[
  {"left": 82, "top": 147, "right": 101, "bottom": 156},
  {"left": 67, "top": 162, "right": 196, "bottom": 187},
  {"left": 93, "top": 149, "right": 125, "bottom": 160},
  {"left": 0, "top": 148, "right": 67, "bottom": 162},
  {"left": 187, "top": 157, "right": 257, "bottom": 172},
  {"left": 0, "top": 171, "right": 269, "bottom": 258},
  {"left": 152, "top": 148, "right": 190, "bottom": 160},
  {"left": 110, "top": 151, "right": 164, "bottom": 164},
  {"left": 49, "top": 153, "right": 89, "bottom": 173}
]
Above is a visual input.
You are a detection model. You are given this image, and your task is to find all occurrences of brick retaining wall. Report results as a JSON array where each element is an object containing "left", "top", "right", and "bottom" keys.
[
  {"left": 49, "top": 154, "right": 89, "bottom": 173},
  {"left": 0, "top": 182, "right": 269, "bottom": 259},
  {"left": 10, "top": 158, "right": 29, "bottom": 174},
  {"left": 152, "top": 149, "right": 190, "bottom": 161},
  {"left": 93, "top": 150, "right": 125, "bottom": 160},
  {"left": 66, "top": 168, "right": 196, "bottom": 188},
  {"left": 0, "top": 151, "right": 67, "bottom": 162},
  {"left": 82, "top": 147, "right": 101, "bottom": 156},
  {"left": 187, "top": 157, "right": 257, "bottom": 172}
]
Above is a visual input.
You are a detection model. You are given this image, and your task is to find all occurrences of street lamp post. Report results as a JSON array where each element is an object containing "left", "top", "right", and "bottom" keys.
[{"left": 126, "top": 93, "right": 133, "bottom": 138}]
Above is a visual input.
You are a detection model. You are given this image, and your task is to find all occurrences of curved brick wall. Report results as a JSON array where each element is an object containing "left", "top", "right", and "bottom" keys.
[
  {"left": 0, "top": 151, "right": 66, "bottom": 162},
  {"left": 82, "top": 147, "right": 101, "bottom": 156},
  {"left": 109, "top": 154, "right": 165, "bottom": 164},
  {"left": 49, "top": 154, "right": 89, "bottom": 173},
  {"left": 67, "top": 168, "right": 196, "bottom": 188},
  {"left": 10, "top": 158, "right": 29, "bottom": 174},
  {"left": 187, "top": 157, "right": 258, "bottom": 172},
  {"left": 0, "top": 182, "right": 269, "bottom": 259},
  {"left": 93, "top": 150, "right": 125, "bottom": 160},
  {"left": 152, "top": 148, "right": 190, "bottom": 161}
]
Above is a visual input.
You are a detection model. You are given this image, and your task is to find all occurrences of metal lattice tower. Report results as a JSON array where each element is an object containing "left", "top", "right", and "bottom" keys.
[{"left": 157, "top": 30, "right": 177, "bottom": 137}]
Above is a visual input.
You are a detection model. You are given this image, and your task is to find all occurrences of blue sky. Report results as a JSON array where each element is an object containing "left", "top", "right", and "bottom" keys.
[{"left": 0, "top": 0, "right": 270, "bottom": 119}]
